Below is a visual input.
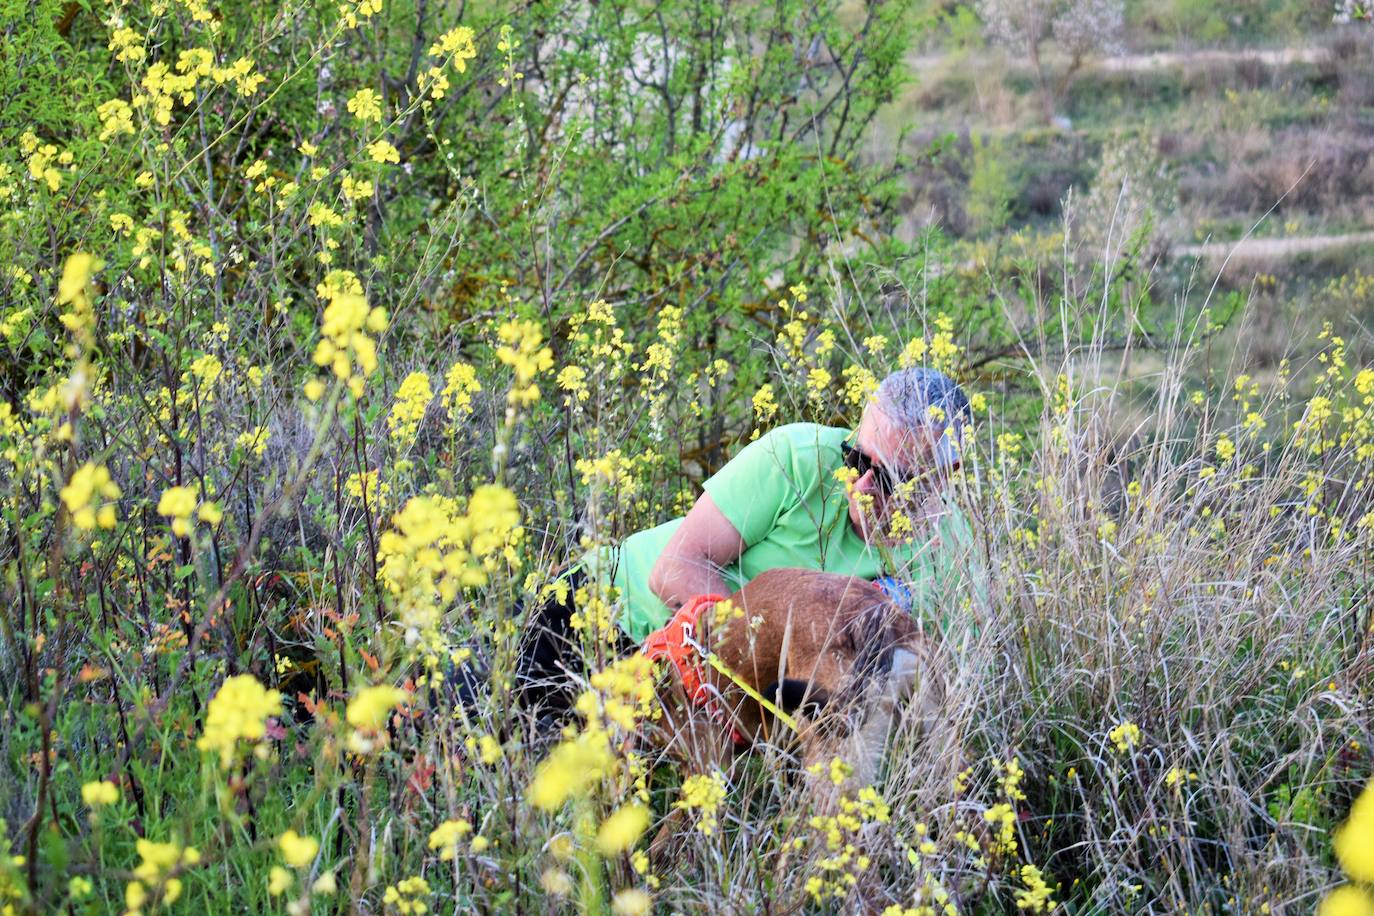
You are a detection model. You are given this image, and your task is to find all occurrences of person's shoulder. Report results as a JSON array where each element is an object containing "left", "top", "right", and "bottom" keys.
[{"left": 765, "top": 422, "right": 848, "bottom": 452}]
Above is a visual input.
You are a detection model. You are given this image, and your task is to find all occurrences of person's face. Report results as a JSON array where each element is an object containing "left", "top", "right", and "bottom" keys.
[{"left": 844, "top": 402, "right": 954, "bottom": 542}]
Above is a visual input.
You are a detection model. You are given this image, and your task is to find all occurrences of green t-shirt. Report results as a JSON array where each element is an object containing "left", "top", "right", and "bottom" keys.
[{"left": 584, "top": 423, "right": 984, "bottom": 644}]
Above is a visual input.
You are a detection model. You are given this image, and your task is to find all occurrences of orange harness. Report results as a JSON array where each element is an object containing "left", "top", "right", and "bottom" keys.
[{"left": 641, "top": 594, "right": 749, "bottom": 746}]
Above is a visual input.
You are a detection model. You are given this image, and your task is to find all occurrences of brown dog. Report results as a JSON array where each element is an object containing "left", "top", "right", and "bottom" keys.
[{"left": 645, "top": 567, "right": 952, "bottom": 854}]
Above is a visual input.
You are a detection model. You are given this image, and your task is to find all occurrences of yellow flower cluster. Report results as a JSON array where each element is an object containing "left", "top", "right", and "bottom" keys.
[
  {"left": 496, "top": 319, "right": 554, "bottom": 407},
  {"left": 345, "top": 469, "right": 390, "bottom": 510},
  {"left": 376, "top": 486, "right": 521, "bottom": 648},
  {"left": 802, "top": 785, "right": 891, "bottom": 902},
  {"left": 388, "top": 371, "right": 433, "bottom": 446},
  {"left": 1320, "top": 779, "right": 1374, "bottom": 915},
  {"left": 196, "top": 674, "right": 283, "bottom": 768},
  {"left": 1014, "top": 863, "right": 1057, "bottom": 913},
  {"left": 21, "top": 131, "right": 71, "bottom": 192},
  {"left": 596, "top": 804, "right": 651, "bottom": 856},
  {"left": 56, "top": 252, "right": 101, "bottom": 353},
  {"left": 428, "top": 819, "right": 473, "bottom": 860},
  {"left": 310, "top": 276, "right": 387, "bottom": 400},
  {"left": 383, "top": 875, "right": 431, "bottom": 914},
  {"left": 574, "top": 653, "right": 659, "bottom": 732},
  {"left": 676, "top": 770, "right": 727, "bottom": 836},
  {"left": 126, "top": 839, "right": 200, "bottom": 916},
  {"left": 157, "top": 485, "right": 220, "bottom": 537},
  {"left": 1109, "top": 720, "right": 1141, "bottom": 754},
  {"left": 440, "top": 361, "right": 482, "bottom": 422},
  {"left": 60, "top": 463, "right": 121, "bottom": 530},
  {"left": 347, "top": 87, "right": 383, "bottom": 122},
  {"left": 279, "top": 830, "right": 319, "bottom": 869},
  {"left": 82, "top": 780, "right": 120, "bottom": 807},
  {"left": 574, "top": 449, "right": 652, "bottom": 499},
  {"left": 527, "top": 729, "right": 617, "bottom": 812}
]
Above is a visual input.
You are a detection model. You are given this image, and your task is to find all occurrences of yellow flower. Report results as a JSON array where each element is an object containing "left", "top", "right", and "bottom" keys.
[
  {"left": 388, "top": 372, "right": 433, "bottom": 446},
  {"left": 367, "top": 140, "right": 400, "bottom": 164},
  {"left": 478, "top": 734, "right": 503, "bottom": 765},
  {"left": 383, "top": 876, "right": 431, "bottom": 914},
  {"left": 428, "top": 819, "right": 472, "bottom": 860},
  {"left": 346, "top": 87, "right": 383, "bottom": 122},
  {"left": 278, "top": 830, "right": 319, "bottom": 869},
  {"left": 428, "top": 25, "right": 477, "bottom": 71},
  {"left": 82, "top": 780, "right": 119, "bottom": 807},
  {"left": 440, "top": 362, "right": 481, "bottom": 420},
  {"left": 611, "top": 888, "right": 653, "bottom": 916},
  {"left": 675, "top": 770, "right": 727, "bottom": 836},
  {"left": 597, "top": 804, "right": 651, "bottom": 856},
  {"left": 197, "top": 674, "right": 283, "bottom": 767},
  {"left": 1108, "top": 721, "right": 1141, "bottom": 754},
  {"left": 346, "top": 684, "right": 408, "bottom": 730},
  {"left": 267, "top": 865, "right": 292, "bottom": 897},
  {"left": 312, "top": 872, "right": 337, "bottom": 895},
  {"left": 157, "top": 485, "right": 198, "bottom": 537},
  {"left": 60, "top": 463, "right": 122, "bottom": 530},
  {"left": 527, "top": 730, "right": 615, "bottom": 811},
  {"left": 197, "top": 501, "right": 223, "bottom": 527},
  {"left": 540, "top": 869, "right": 573, "bottom": 897},
  {"left": 1334, "top": 779, "right": 1374, "bottom": 883},
  {"left": 1318, "top": 885, "right": 1374, "bottom": 916},
  {"left": 131, "top": 839, "right": 199, "bottom": 898}
]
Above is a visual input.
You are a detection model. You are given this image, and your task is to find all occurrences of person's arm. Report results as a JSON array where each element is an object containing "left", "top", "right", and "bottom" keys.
[{"left": 647, "top": 492, "right": 745, "bottom": 610}]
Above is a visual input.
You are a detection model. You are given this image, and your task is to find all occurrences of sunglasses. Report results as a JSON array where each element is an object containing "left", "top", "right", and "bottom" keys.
[
  {"left": 841, "top": 440, "right": 912, "bottom": 497},
  {"left": 841, "top": 433, "right": 962, "bottom": 498}
]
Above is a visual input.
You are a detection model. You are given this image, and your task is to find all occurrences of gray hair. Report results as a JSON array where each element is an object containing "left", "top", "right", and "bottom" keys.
[{"left": 874, "top": 367, "right": 971, "bottom": 433}]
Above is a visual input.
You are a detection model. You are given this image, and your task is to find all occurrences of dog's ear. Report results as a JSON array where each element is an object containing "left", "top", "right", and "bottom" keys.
[{"left": 765, "top": 678, "right": 831, "bottom": 720}]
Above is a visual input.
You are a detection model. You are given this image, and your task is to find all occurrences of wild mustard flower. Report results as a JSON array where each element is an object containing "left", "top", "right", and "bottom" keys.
[
  {"left": 388, "top": 371, "right": 433, "bottom": 446},
  {"left": 1333, "top": 779, "right": 1374, "bottom": 883},
  {"left": 56, "top": 253, "right": 101, "bottom": 351},
  {"left": 1015, "top": 864, "right": 1056, "bottom": 912},
  {"left": 611, "top": 888, "right": 652, "bottom": 916},
  {"left": 382, "top": 875, "right": 430, "bottom": 914},
  {"left": 428, "top": 25, "right": 477, "bottom": 68},
  {"left": 802, "top": 786, "right": 891, "bottom": 901},
  {"left": 556, "top": 365, "right": 589, "bottom": 404},
  {"left": 197, "top": 501, "right": 223, "bottom": 528},
  {"left": 376, "top": 487, "right": 521, "bottom": 647},
  {"left": 346, "top": 684, "right": 408, "bottom": 731},
  {"left": 1109, "top": 721, "right": 1141, "bottom": 754},
  {"left": 278, "top": 830, "right": 319, "bottom": 869},
  {"left": 367, "top": 140, "right": 401, "bottom": 164},
  {"left": 312, "top": 281, "right": 386, "bottom": 399},
  {"left": 496, "top": 319, "right": 554, "bottom": 406},
  {"left": 596, "top": 804, "right": 651, "bottom": 856},
  {"left": 60, "top": 463, "right": 121, "bottom": 530},
  {"left": 234, "top": 427, "right": 269, "bottom": 458},
  {"left": 675, "top": 771, "right": 727, "bottom": 836},
  {"left": 346, "top": 87, "right": 383, "bottom": 122},
  {"left": 267, "top": 865, "right": 293, "bottom": 896},
  {"left": 440, "top": 361, "right": 481, "bottom": 421},
  {"left": 197, "top": 674, "right": 283, "bottom": 767},
  {"left": 157, "top": 486, "right": 198, "bottom": 537},
  {"left": 527, "top": 730, "right": 616, "bottom": 811},
  {"left": 345, "top": 469, "right": 389, "bottom": 509},
  {"left": 428, "top": 819, "right": 473, "bottom": 860},
  {"left": 81, "top": 780, "right": 119, "bottom": 807},
  {"left": 128, "top": 839, "right": 200, "bottom": 911}
]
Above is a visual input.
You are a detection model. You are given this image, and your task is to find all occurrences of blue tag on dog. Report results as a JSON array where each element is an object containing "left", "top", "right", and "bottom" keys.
[{"left": 873, "top": 576, "right": 914, "bottom": 611}]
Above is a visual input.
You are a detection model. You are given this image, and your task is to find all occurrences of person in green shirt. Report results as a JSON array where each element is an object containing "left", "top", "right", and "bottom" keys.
[{"left": 515, "top": 366, "right": 981, "bottom": 717}]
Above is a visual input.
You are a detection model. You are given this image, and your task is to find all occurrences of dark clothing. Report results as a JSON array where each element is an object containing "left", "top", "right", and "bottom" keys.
[{"left": 513, "top": 567, "right": 639, "bottom": 719}]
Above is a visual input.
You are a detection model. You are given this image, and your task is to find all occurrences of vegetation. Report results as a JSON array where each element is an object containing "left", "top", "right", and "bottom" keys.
[{"left": 1, "top": 0, "right": 1371, "bottom": 913}]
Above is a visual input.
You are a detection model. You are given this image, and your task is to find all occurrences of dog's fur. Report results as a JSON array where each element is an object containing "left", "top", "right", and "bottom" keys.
[{"left": 646, "top": 568, "right": 952, "bottom": 856}]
